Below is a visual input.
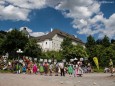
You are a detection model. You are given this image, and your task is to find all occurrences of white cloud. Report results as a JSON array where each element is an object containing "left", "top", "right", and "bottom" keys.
[
  {"left": 19, "top": 27, "right": 45, "bottom": 37},
  {"left": 0, "top": 0, "right": 46, "bottom": 21},
  {"left": 101, "top": 13, "right": 115, "bottom": 39},
  {"left": 29, "top": 32, "right": 45, "bottom": 37},
  {"left": 5, "top": 0, "right": 46, "bottom": 9},
  {"left": 53, "top": 0, "right": 115, "bottom": 39},
  {"left": 0, "top": 5, "right": 30, "bottom": 21},
  {"left": 0, "top": 0, "right": 5, "bottom": 5},
  {"left": 0, "top": 0, "right": 115, "bottom": 39}
]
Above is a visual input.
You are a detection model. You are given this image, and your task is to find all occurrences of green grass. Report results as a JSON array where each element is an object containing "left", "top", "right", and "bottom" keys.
[
  {"left": 0, "top": 70, "right": 11, "bottom": 73},
  {"left": 93, "top": 67, "right": 104, "bottom": 73}
]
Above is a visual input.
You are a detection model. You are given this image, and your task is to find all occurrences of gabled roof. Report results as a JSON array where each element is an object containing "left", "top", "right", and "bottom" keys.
[{"left": 35, "top": 29, "right": 84, "bottom": 44}]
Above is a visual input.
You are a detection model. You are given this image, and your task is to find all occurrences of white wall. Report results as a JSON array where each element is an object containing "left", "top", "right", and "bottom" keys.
[
  {"left": 52, "top": 34, "right": 64, "bottom": 51},
  {"left": 37, "top": 34, "right": 84, "bottom": 51},
  {"left": 37, "top": 39, "right": 52, "bottom": 51}
]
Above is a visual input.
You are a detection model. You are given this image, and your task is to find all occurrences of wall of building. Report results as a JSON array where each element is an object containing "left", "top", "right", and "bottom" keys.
[
  {"left": 37, "top": 34, "right": 85, "bottom": 51},
  {"left": 37, "top": 39, "right": 52, "bottom": 51},
  {"left": 52, "top": 34, "right": 64, "bottom": 51}
]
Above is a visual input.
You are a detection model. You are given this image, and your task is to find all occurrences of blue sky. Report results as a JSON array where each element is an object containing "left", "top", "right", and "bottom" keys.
[{"left": 0, "top": 0, "right": 115, "bottom": 42}]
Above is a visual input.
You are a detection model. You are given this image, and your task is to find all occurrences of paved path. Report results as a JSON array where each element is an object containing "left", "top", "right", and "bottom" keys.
[{"left": 0, "top": 73, "right": 115, "bottom": 86}]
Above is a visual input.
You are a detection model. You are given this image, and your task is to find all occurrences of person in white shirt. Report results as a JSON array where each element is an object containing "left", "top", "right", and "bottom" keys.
[{"left": 59, "top": 61, "right": 65, "bottom": 76}]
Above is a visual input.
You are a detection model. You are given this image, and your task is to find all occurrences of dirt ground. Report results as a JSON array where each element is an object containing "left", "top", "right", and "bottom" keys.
[{"left": 0, "top": 73, "right": 115, "bottom": 86}]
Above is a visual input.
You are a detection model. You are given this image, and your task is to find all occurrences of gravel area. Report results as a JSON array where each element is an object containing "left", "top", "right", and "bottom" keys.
[{"left": 0, "top": 73, "right": 115, "bottom": 86}]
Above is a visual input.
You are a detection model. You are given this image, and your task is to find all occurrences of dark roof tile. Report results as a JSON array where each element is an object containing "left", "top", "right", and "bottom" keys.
[{"left": 35, "top": 29, "right": 84, "bottom": 44}]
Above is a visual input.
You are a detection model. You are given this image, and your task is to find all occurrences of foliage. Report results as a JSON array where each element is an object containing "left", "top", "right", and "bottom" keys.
[
  {"left": 86, "top": 35, "right": 115, "bottom": 67},
  {"left": 0, "top": 29, "right": 29, "bottom": 59},
  {"left": 85, "top": 35, "right": 96, "bottom": 48},
  {"left": 1, "top": 29, "right": 28, "bottom": 52},
  {"left": 102, "top": 35, "right": 110, "bottom": 47},
  {"left": 61, "top": 37, "right": 73, "bottom": 61},
  {"left": 61, "top": 37, "right": 88, "bottom": 61},
  {"left": 0, "top": 33, "right": 6, "bottom": 54},
  {"left": 111, "top": 39, "right": 115, "bottom": 44},
  {"left": 85, "top": 35, "right": 96, "bottom": 64},
  {"left": 41, "top": 51, "right": 63, "bottom": 61},
  {"left": 24, "top": 38, "right": 42, "bottom": 60},
  {"left": 69, "top": 44, "right": 88, "bottom": 59}
]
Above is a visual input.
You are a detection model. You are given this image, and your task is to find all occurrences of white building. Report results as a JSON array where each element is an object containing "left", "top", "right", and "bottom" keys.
[{"left": 36, "top": 29, "right": 85, "bottom": 51}]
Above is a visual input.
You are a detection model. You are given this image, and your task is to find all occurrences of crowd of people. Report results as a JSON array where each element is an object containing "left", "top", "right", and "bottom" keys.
[
  {"left": 0, "top": 56, "right": 114, "bottom": 77},
  {"left": 0, "top": 56, "right": 93, "bottom": 77}
]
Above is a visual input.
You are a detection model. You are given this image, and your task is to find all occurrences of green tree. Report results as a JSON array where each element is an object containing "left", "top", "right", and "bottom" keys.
[
  {"left": 111, "top": 39, "right": 115, "bottom": 44},
  {"left": 1, "top": 29, "right": 29, "bottom": 59},
  {"left": 0, "top": 34, "right": 5, "bottom": 54},
  {"left": 42, "top": 50, "right": 63, "bottom": 61},
  {"left": 61, "top": 37, "right": 73, "bottom": 61},
  {"left": 70, "top": 44, "right": 88, "bottom": 59},
  {"left": 86, "top": 35, "right": 96, "bottom": 48},
  {"left": 100, "top": 46, "right": 115, "bottom": 66},
  {"left": 61, "top": 37, "right": 88, "bottom": 61},
  {"left": 24, "top": 38, "right": 42, "bottom": 60},
  {"left": 85, "top": 35, "right": 96, "bottom": 63},
  {"left": 102, "top": 35, "right": 110, "bottom": 47}
]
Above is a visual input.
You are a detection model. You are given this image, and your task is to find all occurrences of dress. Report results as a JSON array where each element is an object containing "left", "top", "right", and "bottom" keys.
[
  {"left": 39, "top": 65, "right": 44, "bottom": 73},
  {"left": 77, "top": 66, "right": 83, "bottom": 76},
  {"left": 33, "top": 64, "right": 37, "bottom": 73},
  {"left": 68, "top": 65, "right": 73, "bottom": 74}
]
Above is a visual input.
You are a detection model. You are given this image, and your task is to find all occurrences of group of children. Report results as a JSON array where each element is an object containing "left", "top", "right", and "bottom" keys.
[
  {"left": 20, "top": 60, "right": 84, "bottom": 77},
  {"left": 6, "top": 56, "right": 84, "bottom": 77},
  {"left": 68, "top": 61, "right": 83, "bottom": 77}
]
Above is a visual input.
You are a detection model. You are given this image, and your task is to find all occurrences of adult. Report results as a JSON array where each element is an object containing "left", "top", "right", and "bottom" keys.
[
  {"left": 59, "top": 61, "right": 65, "bottom": 76},
  {"left": 55, "top": 63, "right": 59, "bottom": 76},
  {"left": 109, "top": 59, "right": 113, "bottom": 76}
]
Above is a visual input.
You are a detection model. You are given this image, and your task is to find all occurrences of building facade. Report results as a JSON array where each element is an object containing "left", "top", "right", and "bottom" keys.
[{"left": 36, "top": 29, "right": 85, "bottom": 51}]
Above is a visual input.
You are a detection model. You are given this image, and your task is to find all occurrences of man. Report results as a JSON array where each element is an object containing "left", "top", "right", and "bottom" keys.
[
  {"left": 109, "top": 59, "right": 113, "bottom": 76},
  {"left": 59, "top": 61, "right": 65, "bottom": 76}
]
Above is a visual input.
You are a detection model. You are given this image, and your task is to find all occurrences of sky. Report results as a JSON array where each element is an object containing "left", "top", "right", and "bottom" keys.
[{"left": 0, "top": 0, "right": 115, "bottom": 42}]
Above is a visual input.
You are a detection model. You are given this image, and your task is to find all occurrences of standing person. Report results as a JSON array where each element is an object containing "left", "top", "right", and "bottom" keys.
[
  {"left": 77, "top": 61, "right": 83, "bottom": 77},
  {"left": 109, "top": 58, "right": 113, "bottom": 76},
  {"left": 59, "top": 61, "right": 65, "bottom": 76},
  {"left": 49, "top": 63, "right": 53, "bottom": 76},
  {"left": 55, "top": 63, "right": 59, "bottom": 76},
  {"left": 68, "top": 64, "right": 73, "bottom": 77},
  {"left": 33, "top": 63, "right": 37, "bottom": 74},
  {"left": 39, "top": 63, "right": 44, "bottom": 75},
  {"left": 73, "top": 62, "right": 77, "bottom": 77},
  {"left": 43, "top": 62, "right": 49, "bottom": 76}
]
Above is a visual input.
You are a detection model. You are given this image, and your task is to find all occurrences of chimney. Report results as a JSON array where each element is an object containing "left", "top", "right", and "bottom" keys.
[{"left": 51, "top": 28, "right": 53, "bottom": 32}]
